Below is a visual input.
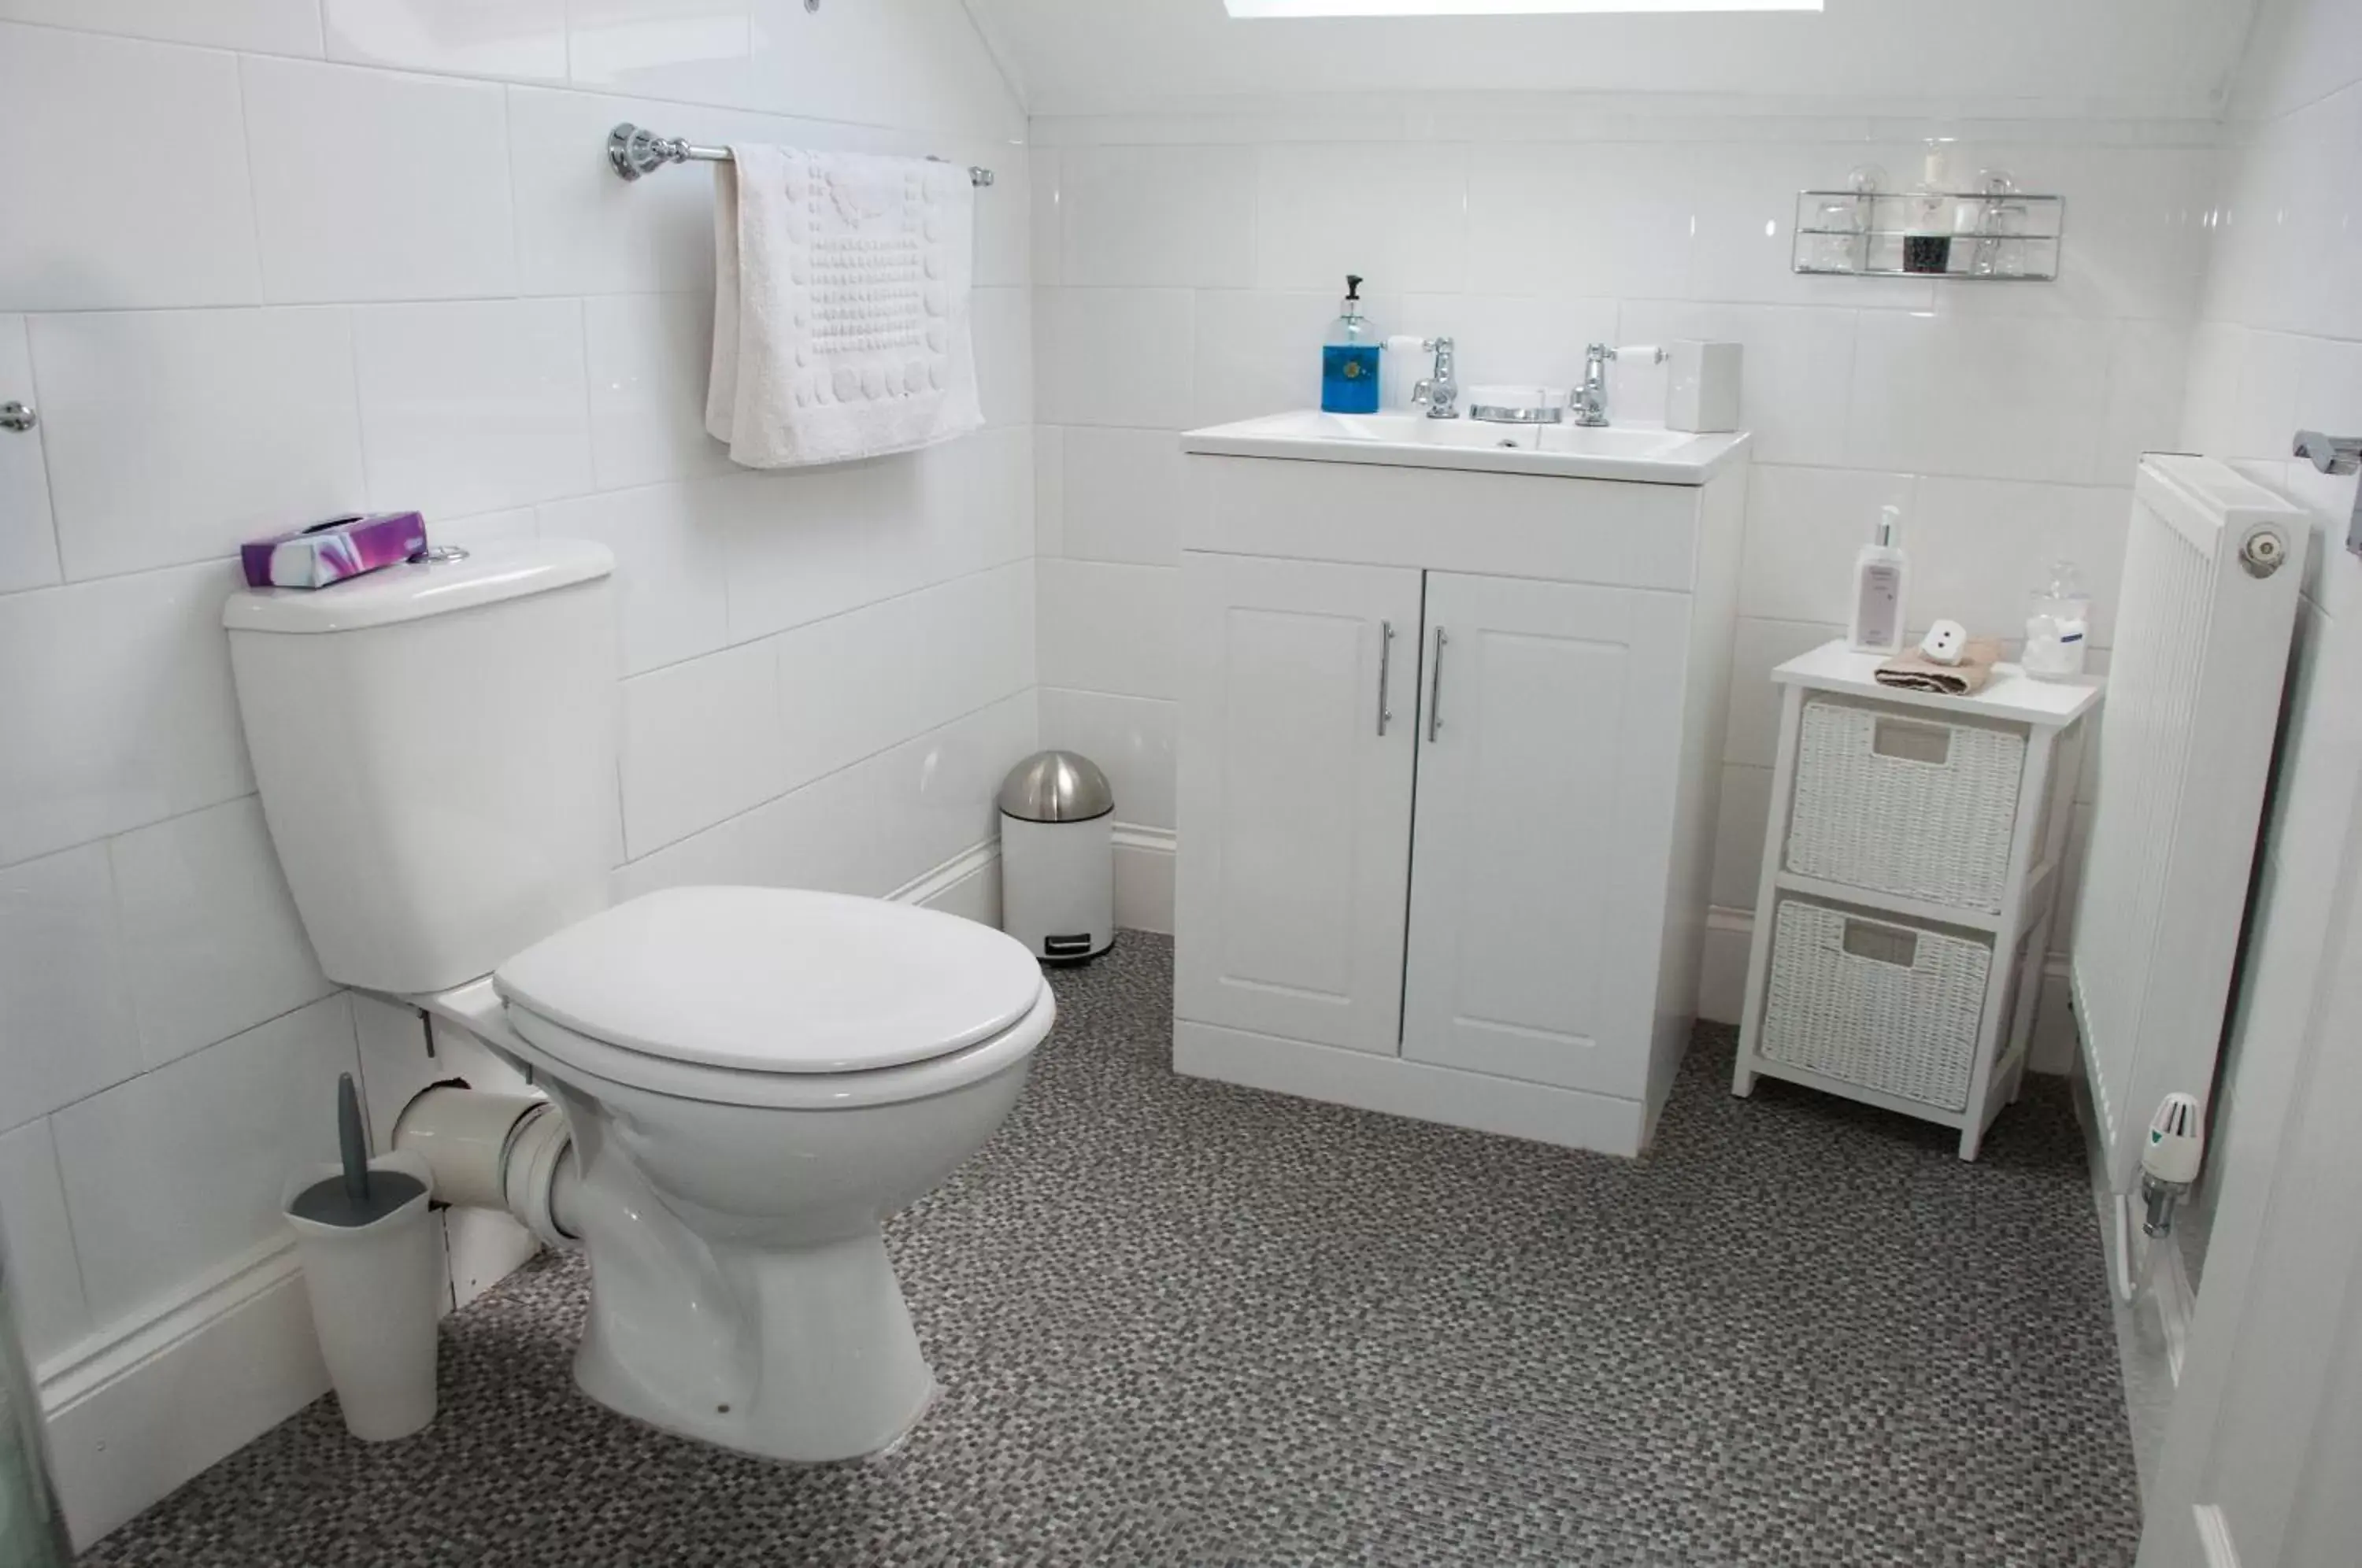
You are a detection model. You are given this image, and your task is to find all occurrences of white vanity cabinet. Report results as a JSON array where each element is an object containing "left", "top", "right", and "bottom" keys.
[{"left": 1172, "top": 420, "right": 1749, "bottom": 1156}]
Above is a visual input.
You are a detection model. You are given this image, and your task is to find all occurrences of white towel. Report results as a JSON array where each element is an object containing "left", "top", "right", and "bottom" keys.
[{"left": 706, "top": 145, "right": 983, "bottom": 468}]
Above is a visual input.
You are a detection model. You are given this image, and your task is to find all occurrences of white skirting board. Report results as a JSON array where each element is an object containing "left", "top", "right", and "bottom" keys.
[
  {"left": 39, "top": 838, "right": 1006, "bottom": 1550},
  {"left": 1112, "top": 825, "right": 1174, "bottom": 935}
]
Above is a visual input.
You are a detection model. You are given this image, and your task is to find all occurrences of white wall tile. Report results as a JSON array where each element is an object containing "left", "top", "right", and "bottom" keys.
[
  {"left": 972, "top": 146, "right": 1031, "bottom": 291},
  {"left": 0, "top": 845, "right": 140, "bottom": 1130},
  {"left": 875, "top": 0, "right": 1024, "bottom": 142},
  {"left": 610, "top": 797, "right": 778, "bottom": 900},
  {"left": 1722, "top": 616, "right": 1842, "bottom": 768},
  {"left": 974, "top": 287, "right": 1035, "bottom": 431},
  {"left": 243, "top": 58, "right": 519, "bottom": 304},
  {"left": 53, "top": 995, "right": 357, "bottom": 1328},
  {"left": 583, "top": 292, "right": 734, "bottom": 490},
  {"left": 31, "top": 309, "right": 365, "bottom": 580},
  {"left": 749, "top": 0, "right": 893, "bottom": 128},
  {"left": 569, "top": 0, "right": 753, "bottom": 106},
  {"left": 619, "top": 639, "right": 787, "bottom": 856},
  {"left": 1387, "top": 294, "right": 1619, "bottom": 398},
  {"left": 0, "top": 25, "right": 260, "bottom": 310},
  {"left": 1253, "top": 142, "right": 1468, "bottom": 295},
  {"left": 1036, "top": 560, "right": 1178, "bottom": 701},
  {"left": 1033, "top": 423, "right": 1066, "bottom": 555},
  {"left": 0, "top": 316, "right": 58, "bottom": 594},
  {"left": 321, "top": 0, "right": 568, "bottom": 80},
  {"left": 761, "top": 690, "right": 1035, "bottom": 897},
  {"left": 723, "top": 426, "right": 1031, "bottom": 638},
  {"left": 355, "top": 300, "right": 594, "bottom": 517},
  {"left": 2223, "top": 328, "right": 2305, "bottom": 463},
  {"left": 2094, "top": 319, "right": 2192, "bottom": 484},
  {"left": 508, "top": 85, "right": 718, "bottom": 298},
  {"left": 2295, "top": 335, "right": 2362, "bottom": 446},
  {"left": 1038, "top": 688, "right": 1176, "bottom": 830},
  {"left": 1028, "top": 147, "right": 1064, "bottom": 288},
  {"left": 1038, "top": 288, "right": 1195, "bottom": 428},
  {"left": 1709, "top": 763, "right": 1774, "bottom": 910},
  {"left": 1735, "top": 464, "right": 1916, "bottom": 625},
  {"left": 0, "top": 561, "right": 254, "bottom": 867},
  {"left": 0, "top": 0, "right": 321, "bottom": 54},
  {"left": 776, "top": 562, "right": 1034, "bottom": 790},
  {"left": 0, "top": 1117, "right": 91, "bottom": 1363},
  {"left": 109, "top": 797, "right": 331, "bottom": 1072},
  {"left": 433, "top": 507, "right": 541, "bottom": 551},
  {"left": 1191, "top": 290, "right": 1352, "bottom": 428},
  {"left": 1465, "top": 142, "right": 1695, "bottom": 300},
  {"left": 1616, "top": 301, "right": 1857, "bottom": 468},
  {"left": 1847, "top": 310, "right": 2113, "bottom": 483},
  {"left": 539, "top": 479, "right": 733, "bottom": 675},
  {"left": 1912, "top": 477, "right": 2131, "bottom": 647},
  {"left": 1057, "top": 427, "right": 1189, "bottom": 566},
  {"left": 1060, "top": 145, "right": 1257, "bottom": 289}
]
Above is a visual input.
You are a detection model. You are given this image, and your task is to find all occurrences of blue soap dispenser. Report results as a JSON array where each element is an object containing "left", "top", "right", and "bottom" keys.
[{"left": 1321, "top": 275, "right": 1382, "bottom": 413}]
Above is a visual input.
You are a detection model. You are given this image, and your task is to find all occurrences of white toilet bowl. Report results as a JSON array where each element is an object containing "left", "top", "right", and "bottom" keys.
[{"left": 481, "top": 886, "right": 1055, "bottom": 1463}]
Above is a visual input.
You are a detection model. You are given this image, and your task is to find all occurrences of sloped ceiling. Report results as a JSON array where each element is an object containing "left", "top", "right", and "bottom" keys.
[{"left": 970, "top": 0, "right": 2260, "bottom": 120}]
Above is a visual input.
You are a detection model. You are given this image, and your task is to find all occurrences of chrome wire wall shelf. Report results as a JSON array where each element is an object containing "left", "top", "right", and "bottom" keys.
[{"left": 1792, "top": 189, "right": 2063, "bottom": 281}]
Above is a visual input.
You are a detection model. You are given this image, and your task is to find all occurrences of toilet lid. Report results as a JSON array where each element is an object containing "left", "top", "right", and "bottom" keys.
[{"left": 493, "top": 887, "right": 1046, "bottom": 1074}]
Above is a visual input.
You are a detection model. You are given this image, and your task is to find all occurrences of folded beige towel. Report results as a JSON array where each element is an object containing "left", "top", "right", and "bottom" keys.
[{"left": 1875, "top": 638, "right": 2004, "bottom": 696}]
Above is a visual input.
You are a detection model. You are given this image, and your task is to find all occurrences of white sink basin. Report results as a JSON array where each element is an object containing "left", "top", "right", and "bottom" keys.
[{"left": 1181, "top": 409, "right": 1748, "bottom": 485}]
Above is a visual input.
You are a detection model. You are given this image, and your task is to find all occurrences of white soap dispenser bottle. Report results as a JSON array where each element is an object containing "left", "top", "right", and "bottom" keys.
[{"left": 1848, "top": 505, "right": 1909, "bottom": 655}]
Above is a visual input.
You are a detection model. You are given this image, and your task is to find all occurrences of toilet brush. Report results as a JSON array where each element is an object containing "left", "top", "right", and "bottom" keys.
[{"left": 283, "top": 1076, "right": 442, "bottom": 1440}]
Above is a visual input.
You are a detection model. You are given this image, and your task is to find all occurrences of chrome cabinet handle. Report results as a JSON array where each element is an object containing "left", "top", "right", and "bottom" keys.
[
  {"left": 1375, "top": 619, "right": 1396, "bottom": 736},
  {"left": 1427, "top": 627, "right": 1448, "bottom": 742},
  {"left": 0, "top": 401, "right": 33, "bottom": 433}
]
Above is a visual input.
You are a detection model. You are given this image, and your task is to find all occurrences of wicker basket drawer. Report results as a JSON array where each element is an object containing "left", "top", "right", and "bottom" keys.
[
  {"left": 1786, "top": 697, "right": 2026, "bottom": 914},
  {"left": 1759, "top": 899, "right": 1991, "bottom": 1111}
]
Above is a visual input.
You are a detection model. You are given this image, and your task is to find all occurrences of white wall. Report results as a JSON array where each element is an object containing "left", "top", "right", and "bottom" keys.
[
  {"left": 1030, "top": 109, "right": 2215, "bottom": 976},
  {"left": 2169, "top": 0, "right": 2362, "bottom": 1289},
  {"left": 977, "top": 0, "right": 2257, "bottom": 120},
  {"left": 0, "top": 0, "right": 1031, "bottom": 1540}
]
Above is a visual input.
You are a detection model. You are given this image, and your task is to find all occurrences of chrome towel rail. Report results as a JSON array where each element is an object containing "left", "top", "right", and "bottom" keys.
[{"left": 607, "top": 122, "right": 993, "bottom": 187}]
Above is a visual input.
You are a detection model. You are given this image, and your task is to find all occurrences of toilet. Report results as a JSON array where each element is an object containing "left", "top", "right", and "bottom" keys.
[{"left": 222, "top": 540, "right": 1054, "bottom": 1462}]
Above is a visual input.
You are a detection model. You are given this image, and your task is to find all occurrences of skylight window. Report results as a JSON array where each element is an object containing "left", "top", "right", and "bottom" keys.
[{"left": 1224, "top": 0, "right": 1822, "bottom": 14}]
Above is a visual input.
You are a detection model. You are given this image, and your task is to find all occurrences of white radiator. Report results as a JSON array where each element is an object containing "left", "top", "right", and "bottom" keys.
[{"left": 2071, "top": 456, "right": 2305, "bottom": 1204}]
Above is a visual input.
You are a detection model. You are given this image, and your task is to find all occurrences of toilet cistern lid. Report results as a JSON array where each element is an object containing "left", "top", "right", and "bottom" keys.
[{"left": 493, "top": 887, "right": 1046, "bottom": 1074}]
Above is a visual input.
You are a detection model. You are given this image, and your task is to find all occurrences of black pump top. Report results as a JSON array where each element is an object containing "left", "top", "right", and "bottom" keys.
[{"left": 1343, "top": 273, "right": 1364, "bottom": 302}]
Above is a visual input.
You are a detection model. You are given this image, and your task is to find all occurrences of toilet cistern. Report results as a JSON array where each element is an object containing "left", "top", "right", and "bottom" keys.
[{"left": 221, "top": 541, "right": 1056, "bottom": 1465}]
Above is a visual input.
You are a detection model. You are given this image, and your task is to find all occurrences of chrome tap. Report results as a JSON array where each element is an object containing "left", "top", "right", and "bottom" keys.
[
  {"left": 1410, "top": 337, "right": 1459, "bottom": 420},
  {"left": 1571, "top": 342, "right": 1665, "bottom": 427}
]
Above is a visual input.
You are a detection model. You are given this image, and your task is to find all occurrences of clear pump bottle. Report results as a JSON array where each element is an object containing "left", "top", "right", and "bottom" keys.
[{"left": 1320, "top": 275, "right": 1382, "bottom": 414}]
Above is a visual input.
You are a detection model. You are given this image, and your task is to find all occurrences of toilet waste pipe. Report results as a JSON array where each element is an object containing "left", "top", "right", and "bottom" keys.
[{"left": 392, "top": 1086, "right": 582, "bottom": 1248}]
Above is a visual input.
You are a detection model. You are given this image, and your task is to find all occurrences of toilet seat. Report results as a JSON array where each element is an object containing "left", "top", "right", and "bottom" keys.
[
  {"left": 492, "top": 886, "right": 1053, "bottom": 1108},
  {"left": 502, "top": 985, "right": 1053, "bottom": 1109}
]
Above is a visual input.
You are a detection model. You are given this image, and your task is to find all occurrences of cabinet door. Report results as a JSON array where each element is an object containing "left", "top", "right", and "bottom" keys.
[
  {"left": 1175, "top": 553, "right": 1423, "bottom": 1054},
  {"left": 1401, "top": 571, "right": 1686, "bottom": 1096}
]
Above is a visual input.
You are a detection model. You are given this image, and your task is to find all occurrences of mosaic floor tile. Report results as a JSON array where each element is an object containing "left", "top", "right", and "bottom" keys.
[{"left": 86, "top": 934, "right": 2139, "bottom": 1566}]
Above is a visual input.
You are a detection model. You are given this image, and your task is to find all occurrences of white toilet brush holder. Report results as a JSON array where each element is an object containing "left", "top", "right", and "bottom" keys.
[{"left": 282, "top": 1077, "right": 442, "bottom": 1441}]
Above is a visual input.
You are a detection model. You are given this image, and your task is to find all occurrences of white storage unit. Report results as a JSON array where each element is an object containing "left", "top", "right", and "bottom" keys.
[
  {"left": 1732, "top": 642, "right": 2102, "bottom": 1159},
  {"left": 1173, "top": 431, "right": 1749, "bottom": 1157}
]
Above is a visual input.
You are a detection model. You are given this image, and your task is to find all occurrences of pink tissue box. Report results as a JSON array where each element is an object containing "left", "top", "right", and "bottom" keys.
[{"left": 241, "top": 512, "right": 428, "bottom": 590}]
